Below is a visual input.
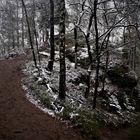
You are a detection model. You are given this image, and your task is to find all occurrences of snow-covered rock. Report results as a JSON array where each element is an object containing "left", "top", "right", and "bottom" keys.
[{"left": 108, "top": 94, "right": 122, "bottom": 112}]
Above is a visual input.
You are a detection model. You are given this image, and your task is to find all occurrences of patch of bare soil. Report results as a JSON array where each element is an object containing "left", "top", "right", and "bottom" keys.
[{"left": 0, "top": 56, "right": 85, "bottom": 140}]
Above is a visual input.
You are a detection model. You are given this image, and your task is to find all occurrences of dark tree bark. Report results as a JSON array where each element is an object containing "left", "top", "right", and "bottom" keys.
[
  {"left": 85, "top": 13, "right": 94, "bottom": 65},
  {"left": 85, "top": 66, "right": 92, "bottom": 98},
  {"left": 12, "top": 31, "right": 15, "bottom": 49},
  {"left": 16, "top": 0, "right": 20, "bottom": 49},
  {"left": 21, "top": 0, "right": 37, "bottom": 68},
  {"left": 43, "top": 29, "right": 45, "bottom": 43},
  {"left": 83, "top": 12, "right": 94, "bottom": 98},
  {"left": 74, "top": 25, "right": 78, "bottom": 69},
  {"left": 59, "top": 0, "right": 66, "bottom": 100},
  {"left": 101, "top": 34, "right": 110, "bottom": 93},
  {"left": 134, "top": 36, "right": 137, "bottom": 71},
  {"left": 102, "top": 5, "right": 110, "bottom": 93},
  {"left": 21, "top": 3, "right": 25, "bottom": 49},
  {"left": 32, "top": 0, "right": 41, "bottom": 65},
  {"left": 93, "top": 0, "right": 100, "bottom": 109},
  {"left": 48, "top": 0, "right": 55, "bottom": 71}
]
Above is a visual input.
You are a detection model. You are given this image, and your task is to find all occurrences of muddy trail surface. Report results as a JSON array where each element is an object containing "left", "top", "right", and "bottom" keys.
[{"left": 0, "top": 56, "right": 85, "bottom": 140}]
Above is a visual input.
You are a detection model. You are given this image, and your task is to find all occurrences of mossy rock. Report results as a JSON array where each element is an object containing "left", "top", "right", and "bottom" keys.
[
  {"left": 65, "top": 48, "right": 75, "bottom": 62},
  {"left": 123, "top": 71, "right": 138, "bottom": 88},
  {"left": 132, "top": 89, "right": 140, "bottom": 112},
  {"left": 78, "top": 57, "right": 90, "bottom": 69},
  {"left": 107, "top": 65, "right": 137, "bottom": 88},
  {"left": 117, "top": 91, "right": 127, "bottom": 110},
  {"left": 108, "top": 64, "right": 128, "bottom": 80}
]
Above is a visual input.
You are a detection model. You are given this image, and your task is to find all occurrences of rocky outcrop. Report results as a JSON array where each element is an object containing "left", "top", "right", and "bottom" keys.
[
  {"left": 65, "top": 48, "right": 75, "bottom": 62},
  {"left": 65, "top": 47, "right": 90, "bottom": 68},
  {"left": 107, "top": 64, "right": 138, "bottom": 88},
  {"left": 124, "top": 71, "right": 138, "bottom": 88}
]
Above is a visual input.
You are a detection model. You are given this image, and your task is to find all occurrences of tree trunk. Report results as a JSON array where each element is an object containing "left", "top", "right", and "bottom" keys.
[
  {"left": 93, "top": 0, "right": 99, "bottom": 109},
  {"left": 12, "top": 31, "right": 15, "bottom": 50},
  {"left": 102, "top": 6, "right": 110, "bottom": 93},
  {"left": 21, "top": 0, "right": 37, "bottom": 68},
  {"left": 32, "top": 0, "right": 41, "bottom": 65},
  {"left": 133, "top": 38, "right": 136, "bottom": 71},
  {"left": 102, "top": 34, "right": 110, "bottom": 93},
  {"left": 85, "top": 13, "right": 94, "bottom": 65},
  {"left": 74, "top": 25, "right": 78, "bottom": 69},
  {"left": 85, "top": 66, "right": 92, "bottom": 98},
  {"left": 59, "top": 0, "right": 66, "bottom": 100},
  {"left": 21, "top": 3, "right": 25, "bottom": 49},
  {"left": 84, "top": 10, "right": 94, "bottom": 98},
  {"left": 48, "top": 0, "right": 55, "bottom": 71},
  {"left": 16, "top": 0, "right": 20, "bottom": 50}
]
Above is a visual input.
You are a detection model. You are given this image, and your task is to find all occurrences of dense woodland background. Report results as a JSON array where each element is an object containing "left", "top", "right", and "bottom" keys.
[{"left": 1, "top": 0, "right": 140, "bottom": 139}]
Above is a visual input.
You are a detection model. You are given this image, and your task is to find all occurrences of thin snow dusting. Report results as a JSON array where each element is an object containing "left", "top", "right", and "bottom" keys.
[{"left": 22, "top": 45, "right": 138, "bottom": 126}]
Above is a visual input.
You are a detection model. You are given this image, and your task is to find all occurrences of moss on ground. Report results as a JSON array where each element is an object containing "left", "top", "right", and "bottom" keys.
[
  {"left": 72, "top": 110, "right": 102, "bottom": 140},
  {"left": 25, "top": 81, "right": 52, "bottom": 109}
]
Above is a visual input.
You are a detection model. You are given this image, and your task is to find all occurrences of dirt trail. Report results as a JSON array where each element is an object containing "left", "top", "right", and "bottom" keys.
[{"left": 0, "top": 56, "right": 85, "bottom": 140}]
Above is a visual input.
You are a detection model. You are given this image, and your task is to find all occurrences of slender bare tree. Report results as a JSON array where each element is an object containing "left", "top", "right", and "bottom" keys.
[
  {"left": 59, "top": 0, "right": 66, "bottom": 100},
  {"left": 21, "top": 0, "right": 37, "bottom": 68},
  {"left": 48, "top": 0, "right": 55, "bottom": 71}
]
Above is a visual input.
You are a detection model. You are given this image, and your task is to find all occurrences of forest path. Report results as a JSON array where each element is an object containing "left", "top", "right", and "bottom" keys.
[{"left": 0, "top": 56, "right": 85, "bottom": 140}]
